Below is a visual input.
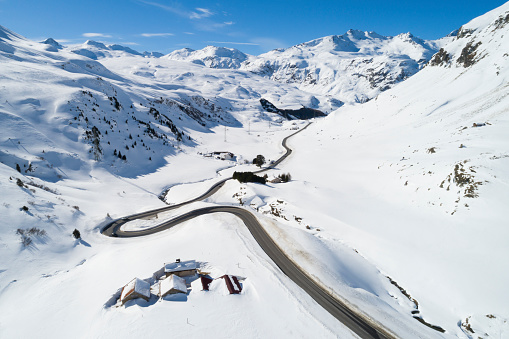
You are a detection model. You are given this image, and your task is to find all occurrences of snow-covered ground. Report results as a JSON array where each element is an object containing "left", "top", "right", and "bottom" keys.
[
  {"left": 232, "top": 3, "right": 509, "bottom": 337},
  {"left": 1, "top": 2, "right": 509, "bottom": 338}
]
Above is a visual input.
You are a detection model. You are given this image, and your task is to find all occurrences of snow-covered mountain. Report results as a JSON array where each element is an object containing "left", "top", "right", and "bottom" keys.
[
  {"left": 0, "top": 23, "right": 331, "bottom": 181},
  {"left": 165, "top": 30, "right": 446, "bottom": 104},
  {"left": 41, "top": 37, "right": 64, "bottom": 51},
  {"left": 69, "top": 40, "right": 144, "bottom": 59},
  {"left": 166, "top": 46, "right": 250, "bottom": 69},
  {"left": 41, "top": 30, "right": 445, "bottom": 105},
  {"left": 0, "top": 25, "right": 235, "bottom": 180},
  {"left": 279, "top": 3, "right": 509, "bottom": 337},
  {"left": 48, "top": 37, "right": 164, "bottom": 59},
  {"left": 428, "top": 6, "right": 508, "bottom": 69},
  {"left": 242, "top": 30, "right": 445, "bottom": 104}
]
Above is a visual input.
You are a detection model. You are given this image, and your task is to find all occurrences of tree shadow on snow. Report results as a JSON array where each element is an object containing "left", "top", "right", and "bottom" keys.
[{"left": 74, "top": 239, "right": 91, "bottom": 247}]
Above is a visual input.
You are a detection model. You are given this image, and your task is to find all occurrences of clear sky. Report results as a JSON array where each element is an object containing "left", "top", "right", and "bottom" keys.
[{"left": 0, "top": 0, "right": 506, "bottom": 55}]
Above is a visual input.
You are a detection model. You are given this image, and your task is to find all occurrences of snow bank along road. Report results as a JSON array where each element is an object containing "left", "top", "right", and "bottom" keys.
[{"left": 101, "top": 123, "right": 394, "bottom": 339}]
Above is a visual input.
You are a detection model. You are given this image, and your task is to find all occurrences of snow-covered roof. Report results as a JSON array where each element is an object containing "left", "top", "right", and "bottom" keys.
[
  {"left": 159, "top": 274, "right": 187, "bottom": 296},
  {"left": 164, "top": 260, "right": 197, "bottom": 273},
  {"left": 120, "top": 278, "right": 150, "bottom": 301}
]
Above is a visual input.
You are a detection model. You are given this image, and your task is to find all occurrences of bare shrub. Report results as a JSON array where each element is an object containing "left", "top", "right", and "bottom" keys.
[
  {"left": 17, "top": 227, "right": 47, "bottom": 247},
  {"left": 27, "top": 227, "right": 47, "bottom": 237}
]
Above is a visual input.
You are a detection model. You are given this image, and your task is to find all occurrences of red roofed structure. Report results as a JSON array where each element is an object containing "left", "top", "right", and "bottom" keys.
[
  {"left": 200, "top": 276, "right": 213, "bottom": 291},
  {"left": 219, "top": 275, "right": 242, "bottom": 294}
]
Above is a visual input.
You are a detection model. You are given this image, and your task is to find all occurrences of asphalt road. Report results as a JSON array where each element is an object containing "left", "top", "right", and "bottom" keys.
[{"left": 101, "top": 123, "right": 395, "bottom": 339}]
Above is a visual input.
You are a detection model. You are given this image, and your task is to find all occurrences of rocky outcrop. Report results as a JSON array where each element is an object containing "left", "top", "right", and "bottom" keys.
[{"left": 259, "top": 99, "right": 325, "bottom": 120}]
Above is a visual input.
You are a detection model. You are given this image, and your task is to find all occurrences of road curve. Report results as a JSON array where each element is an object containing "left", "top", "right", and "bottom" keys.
[
  {"left": 103, "top": 122, "right": 313, "bottom": 235},
  {"left": 101, "top": 123, "right": 395, "bottom": 339}
]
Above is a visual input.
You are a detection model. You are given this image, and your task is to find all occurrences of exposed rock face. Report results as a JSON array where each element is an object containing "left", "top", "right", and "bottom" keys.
[
  {"left": 428, "top": 48, "right": 451, "bottom": 67},
  {"left": 457, "top": 41, "right": 482, "bottom": 68},
  {"left": 492, "top": 12, "right": 509, "bottom": 30},
  {"left": 456, "top": 26, "right": 474, "bottom": 39}
]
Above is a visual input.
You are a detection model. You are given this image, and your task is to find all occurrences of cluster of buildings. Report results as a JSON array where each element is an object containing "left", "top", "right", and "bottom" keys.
[
  {"left": 202, "top": 151, "right": 235, "bottom": 161},
  {"left": 118, "top": 259, "right": 243, "bottom": 306}
]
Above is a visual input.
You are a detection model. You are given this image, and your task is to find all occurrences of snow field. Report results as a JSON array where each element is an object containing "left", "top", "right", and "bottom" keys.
[{"left": 0, "top": 213, "right": 357, "bottom": 338}]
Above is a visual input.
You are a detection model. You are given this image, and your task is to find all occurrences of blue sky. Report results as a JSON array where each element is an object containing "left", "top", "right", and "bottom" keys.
[{"left": 0, "top": 0, "right": 505, "bottom": 55}]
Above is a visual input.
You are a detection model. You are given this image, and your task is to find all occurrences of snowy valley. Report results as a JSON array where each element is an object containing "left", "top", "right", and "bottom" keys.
[{"left": 1, "top": 2, "right": 509, "bottom": 339}]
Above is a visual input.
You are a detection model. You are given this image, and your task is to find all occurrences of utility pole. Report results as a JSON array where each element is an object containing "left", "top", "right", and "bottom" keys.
[
  {"left": 224, "top": 126, "right": 227, "bottom": 142},
  {"left": 248, "top": 120, "right": 251, "bottom": 135}
]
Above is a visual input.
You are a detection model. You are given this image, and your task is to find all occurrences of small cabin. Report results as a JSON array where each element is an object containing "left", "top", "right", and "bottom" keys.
[
  {"left": 159, "top": 274, "right": 187, "bottom": 297},
  {"left": 204, "top": 151, "right": 234, "bottom": 161},
  {"left": 164, "top": 259, "right": 197, "bottom": 277},
  {"left": 120, "top": 278, "right": 151, "bottom": 304}
]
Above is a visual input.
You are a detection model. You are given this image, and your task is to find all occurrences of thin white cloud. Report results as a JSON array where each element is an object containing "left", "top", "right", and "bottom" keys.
[
  {"left": 183, "top": 32, "right": 195, "bottom": 35},
  {"left": 207, "top": 41, "right": 259, "bottom": 46},
  {"left": 138, "top": 1, "right": 232, "bottom": 32},
  {"left": 140, "top": 33, "right": 174, "bottom": 37},
  {"left": 190, "top": 8, "right": 213, "bottom": 19},
  {"left": 139, "top": 1, "right": 213, "bottom": 20},
  {"left": 250, "top": 37, "right": 287, "bottom": 51},
  {"left": 83, "top": 33, "right": 112, "bottom": 38},
  {"left": 196, "top": 21, "right": 235, "bottom": 32},
  {"left": 122, "top": 42, "right": 140, "bottom": 45},
  {"left": 138, "top": 0, "right": 189, "bottom": 17}
]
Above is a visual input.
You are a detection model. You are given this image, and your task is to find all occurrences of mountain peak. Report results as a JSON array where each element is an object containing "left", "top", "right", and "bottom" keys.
[
  {"left": 397, "top": 32, "right": 414, "bottom": 38},
  {"left": 344, "top": 29, "right": 385, "bottom": 41},
  {"left": 202, "top": 45, "right": 247, "bottom": 58},
  {"left": 84, "top": 40, "right": 108, "bottom": 49},
  {"left": 165, "top": 45, "right": 248, "bottom": 69},
  {"left": 42, "top": 38, "right": 63, "bottom": 49},
  {"left": 109, "top": 44, "right": 142, "bottom": 56},
  {"left": 346, "top": 29, "right": 366, "bottom": 37}
]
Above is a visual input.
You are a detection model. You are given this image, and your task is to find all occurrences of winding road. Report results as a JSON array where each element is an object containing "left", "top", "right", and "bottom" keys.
[{"left": 101, "top": 123, "right": 394, "bottom": 339}]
